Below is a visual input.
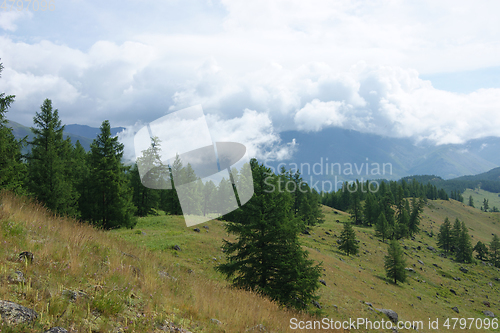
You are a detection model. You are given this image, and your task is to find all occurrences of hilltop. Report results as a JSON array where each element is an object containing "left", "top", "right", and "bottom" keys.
[{"left": 2, "top": 190, "right": 500, "bottom": 332}]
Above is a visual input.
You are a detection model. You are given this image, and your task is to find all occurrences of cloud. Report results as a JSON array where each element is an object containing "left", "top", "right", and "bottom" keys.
[{"left": 0, "top": 11, "right": 31, "bottom": 31}]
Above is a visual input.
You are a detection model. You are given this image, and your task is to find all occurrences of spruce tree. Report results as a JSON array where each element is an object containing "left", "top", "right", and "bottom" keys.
[
  {"left": 375, "top": 212, "right": 390, "bottom": 243},
  {"left": 0, "top": 62, "right": 26, "bottom": 194},
  {"left": 339, "top": 222, "right": 359, "bottom": 255},
  {"left": 384, "top": 239, "right": 407, "bottom": 284},
  {"left": 27, "top": 99, "right": 79, "bottom": 216},
  {"left": 455, "top": 221, "right": 473, "bottom": 263},
  {"left": 473, "top": 241, "right": 489, "bottom": 261},
  {"left": 437, "top": 217, "right": 452, "bottom": 254},
  {"left": 468, "top": 195, "right": 474, "bottom": 208},
  {"left": 85, "top": 120, "right": 136, "bottom": 229},
  {"left": 490, "top": 234, "right": 500, "bottom": 268},
  {"left": 483, "top": 198, "right": 489, "bottom": 212},
  {"left": 349, "top": 191, "right": 363, "bottom": 225},
  {"left": 216, "top": 159, "right": 321, "bottom": 311},
  {"left": 450, "top": 218, "right": 462, "bottom": 253}
]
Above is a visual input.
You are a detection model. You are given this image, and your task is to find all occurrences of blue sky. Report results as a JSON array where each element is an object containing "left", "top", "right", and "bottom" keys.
[{"left": 1, "top": 0, "right": 500, "bottom": 158}]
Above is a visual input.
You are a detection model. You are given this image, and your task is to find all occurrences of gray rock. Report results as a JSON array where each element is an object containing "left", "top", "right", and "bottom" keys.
[
  {"left": 44, "top": 328, "right": 69, "bottom": 333},
  {"left": 452, "top": 307, "right": 459, "bottom": 313},
  {"left": 210, "top": 318, "right": 221, "bottom": 325},
  {"left": 365, "top": 302, "right": 373, "bottom": 307},
  {"left": 203, "top": 225, "right": 209, "bottom": 230},
  {"left": 427, "top": 246, "right": 436, "bottom": 252},
  {"left": 376, "top": 309, "right": 398, "bottom": 323},
  {"left": 173, "top": 245, "right": 182, "bottom": 251},
  {"left": 459, "top": 267, "right": 468, "bottom": 273},
  {"left": 405, "top": 267, "right": 415, "bottom": 273},
  {"left": 18, "top": 251, "right": 34, "bottom": 263},
  {"left": 193, "top": 228, "right": 200, "bottom": 232},
  {"left": 336, "top": 239, "right": 342, "bottom": 245},
  {"left": 246, "top": 324, "right": 268, "bottom": 332},
  {"left": 312, "top": 300, "right": 321, "bottom": 309},
  {"left": 319, "top": 279, "right": 327, "bottom": 286},
  {"left": 418, "top": 260, "right": 424, "bottom": 265},
  {"left": 7, "top": 270, "right": 26, "bottom": 285},
  {"left": 483, "top": 300, "right": 491, "bottom": 307},
  {"left": 0, "top": 300, "right": 38, "bottom": 325},
  {"left": 483, "top": 310, "right": 495, "bottom": 318},
  {"left": 450, "top": 289, "right": 456, "bottom": 295}
]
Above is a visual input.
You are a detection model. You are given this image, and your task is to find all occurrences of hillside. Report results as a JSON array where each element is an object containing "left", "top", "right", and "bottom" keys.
[{"left": 2, "top": 192, "right": 500, "bottom": 332}]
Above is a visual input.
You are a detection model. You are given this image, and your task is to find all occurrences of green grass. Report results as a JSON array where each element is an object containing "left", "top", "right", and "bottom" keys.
[{"left": 464, "top": 188, "right": 500, "bottom": 212}]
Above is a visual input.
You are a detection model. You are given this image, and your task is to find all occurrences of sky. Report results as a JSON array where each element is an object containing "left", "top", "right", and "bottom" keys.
[{"left": 0, "top": 0, "right": 500, "bottom": 160}]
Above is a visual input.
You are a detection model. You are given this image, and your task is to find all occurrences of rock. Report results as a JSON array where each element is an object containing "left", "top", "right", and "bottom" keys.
[
  {"left": 319, "top": 279, "right": 327, "bottom": 286},
  {"left": 203, "top": 225, "right": 209, "bottom": 230},
  {"left": 433, "top": 263, "right": 441, "bottom": 269},
  {"left": 336, "top": 239, "right": 342, "bottom": 245},
  {"left": 336, "top": 219, "right": 340, "bottom": 223},
  {"left": 450, "top": 289, "right": 456, "bottom": 295},
  {"left": 365, "top": 302, "right": 373, "bottom": 307},
  {"left": 483, "top": 301, "right": 491, "bottom": 307},
  {"left": 193, "top": 228, "right": 200, "bottom": 232},
  {"left": 405, "top": 268, "right": 415, "bottom": 273},
  {"left": 18, "top": 251, "right": 34, "bottom": 263},
  {"left": 302, "top": 229, "right": 310, "bottom": 235},
  {"left": 483, "top": 310, "right": 495, "bottom": 318},
  {"left": 44, "top": 328, "right": 68, "bottom": 333},
  {"left": 427, "top": 246, "right": 436, "bottom": 252},
  {"left": 417, "top": 246, "right": 421, "bottom": 250},
  {"left": 312, "top": 301, "right": 321, "bottom": 309},
  {"left": 210, "top": 318, "right": 221, "bottom": 325},
  {"left": 62, "top": 290, "right": 89, "bottom": 301},
  {"left": 459, "top": 267, "right": 468, "bottom": 273},
  {"left": 452, "top": 307, "right": 459, "bottom": 313},
  {"left": 173, "top": 245, "right": 182, "bottom": 251},
  {"left": 488, "top": 282, "right": 493, "bottom": 287},
  {"left": 141, "top": 231, "right": 147, "bottom": 236},
  {"left": 246, "top": 324, "right": 268, "bottom": 332},
  {"left": 453, "top": 277, "right": 461, "bottom": 281},
  {"left": 7, "top": 270, "right": 26, "bottom": 285},
  {"left": 376, "top": 309, "right": 398, "bottom": 324},
  {"left": 418, "top": 260, "right": 424, "bottom": 265},
  {"left": 417, "top": 296, "right": 421, "bottom": 301},
  {"left": 0, "top": 300, "right": 38, "bottom": 325}
]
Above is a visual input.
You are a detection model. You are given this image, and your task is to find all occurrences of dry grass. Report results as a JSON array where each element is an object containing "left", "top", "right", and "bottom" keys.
[{"left": 0, "top": 191, "right": 336, "bottom": 332}]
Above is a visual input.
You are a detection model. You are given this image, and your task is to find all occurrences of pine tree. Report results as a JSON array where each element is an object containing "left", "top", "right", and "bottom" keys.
[
  {"left": 437, "top": 217, "right": 452, "bottom": 254},
  {"left": 375, "top": 212, "right": 390, "bottom": 243},
  {"left": 483, "top": 198, "right": 489, "bottom": 212},
  {"left": 468, "top": 195, "right": 474, "bottom": 208},
  {"left": 349, "top": 191, "right": 363, "bottom": 225},
  {"left": 216, "top": 159, "right": 322, "bottom": 311},
  {"left": 85, "top": 120, "right": 136, "bottom": 229},
  {"left": 473, "top": 241, "right": 489, "bottom": 261},
  {"left": 384, "top": 240, "right": 407, "bottom": 285},
  {"left": 450, "top": 218, "right": 462, "bottom": 253},
  {"left": 0, "top": 62, "right": 26, "bottom": 194},
  {"left": 408, "top": 197, "right": 424, "bottom": 237},
  {"left": 455, "top": 221, "right": 473, "bottom": 263},
  {"left": 339, "top": 222, "right": 359, "bottom": 255},
  {"left": 490, "top": 234, "right": 500, "bottom": 268},
  {"left": 27, "top": 99, "right": 79, "bottom": 216},
  {"left": 363, "top": 192, "right": 378, "bottom": 226}
]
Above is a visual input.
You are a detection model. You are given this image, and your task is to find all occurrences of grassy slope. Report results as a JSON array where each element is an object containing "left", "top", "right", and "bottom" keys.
[
  {"left": 2, "top": 191, "right": 500, "bottom": 332},
  {"left": 464, "top": 188, "right": 500, "bottom": 212}
]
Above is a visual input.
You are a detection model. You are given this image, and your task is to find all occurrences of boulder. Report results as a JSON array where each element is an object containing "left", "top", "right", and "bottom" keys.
[
  {"left": 44, "top": 328, "right": 69, "bottom": 333},
  {"left": 210, "top": 318, "right": 221, "bottom": 325},
  {"left": 319, "top": 279, "right": 327, "bottom": 286},
  {"left": 376, "top": 309, "right": 398, "bottom": 324},
  {"left": 418, "top": 260, "right": 424, "bottom": 265},
  {"left": 459, "top": 267, "right": 468, "bottom": 274},
  {"left": 203, "top": 225, "right": 209, "bottom": 230},
  {"left": 193, "top": 228, "right": 200, "bottom": 232},
  {"left": 427, "top": 246, "right": 436, "bottom": 252},
  {"left": 173, "top": 245, "right": 182, "bottom": 251},
  {"left": 0, "top": 300, "right": 38, "bottom": 325},
  {"left": 483, "top": 301, "right": 491, "bottom": 307},
  {"left": 450, "top": 289, "right": 457, "bottom": 295},
  {"left": 483, "top": 310, "right": 495, "bottom": 318},
  {"left": 452, "top": 307, "right": 459, "bottom": 313},
  {"left": 312, "top": 301, "right": 321, "bottom": 309},
  {"left": 7, "top": 271, "right": 25, "bottom": 285},
  {"left": 18, "top": 251, "right": 34, "bottom": 263}
]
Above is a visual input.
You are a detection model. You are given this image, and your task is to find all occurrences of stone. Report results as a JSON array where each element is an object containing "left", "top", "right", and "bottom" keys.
[
  {"left": 193, "top": 228, "right": 200, "bottom": 232},
  {"left": 450, "top": 289, "right": 456, "bottom": 295},
  {"left": 7, "top": 270, "right": 26, "bottom": 285},
  {"left": 365, "top": 302, "right": 373, "bottom": 307},
  {"left": 44, "top": 328, "right": 68, "bottom": 333},
  {"left": 203, "top": 225, "right": 209, "bottom": 230},
  {"left": 18, "top": 251, "right": 34, "bottom": 263},
  {"left": 483, "top": 301, "right": 491, "bottom": 307},
  {"left": 483, "top": 310, "right": 495, "bottom": 318},
  {"left": 325, "top": 231, "right": 331, "bottom": 235},
  {"left": 0, "top": 300, "right": 38, "bottom": 325},
  {"left": 173, "top": 245, "right": 182, "bottom": 251},
  {"left": 319, "top": 279, "right": 327, "bottom": 286},
  {"left": 246, "top": 324, "right": 268, "bottom": 332},
  {"left": 302, "top": 229, "right": 310, "bottom": 235},
  {"left": 459, "top": 267, "right": 468, "bottom": 273},
  {"left": 452, "top": 307, "right": 459, "bottom": 313},
  {"left": 312, "top": 301, "right": 321, "bottom": 309},
  {"left": 405, "top": 268, "right": 415, "bottom": 273},
  {"left": 417, "top": 296, "right": 421, "bottom": 301},
  {"left": 427, "top": 246, "right": 436, "bottom": 252},
  {"left": 376, "top": 309, "right": 398, "bottom": 324},
  {"left": 210, "top": 318, "right": 221, "bottom": 325},
  {"left": 418, "top": 260, "right": 424, "bottom": 265}
]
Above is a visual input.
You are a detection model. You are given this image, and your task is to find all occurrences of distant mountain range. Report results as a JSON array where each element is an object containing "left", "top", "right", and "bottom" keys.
[
  {"left": 269, "top": 127, "right": 500, "bottom": 181},
  {"left": 8, "top": 120, "right": 500, "bottom": 181},
  {"left": 8, "top": 120, "right": 125, "bottom": 152}
]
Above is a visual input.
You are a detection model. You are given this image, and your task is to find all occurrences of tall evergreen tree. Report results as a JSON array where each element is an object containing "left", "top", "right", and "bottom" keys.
[
  {"left": 473, "top": 241, "right": 489, "bottom": 261},
  {"left": 27, "top": 99, "right": 79, "bottom": 216},
  {"left": 363, "top": 192, "right": 378, "bottom": 226},
  {"left": 437, "top": 217, "right": 452, "bottom": 254},
  {"left": 85, "top": 120, "right": 136, "bottom": 229},
  {"left": 349, "top": 191, "right": 363, "bottom": 225},
  {"left": 408, "top": 197, "right": 424, "bottom": 237},
  {"left": 384, "top": 240, "right": 407, "bottom": 285},
  {"left": 450, "top": 218, "right": 462, "bottom": 253},
  {"left": 483, "top": 198, "right": 489, "bottom": 212},
  {"left": 216, "top": 159, "right": 322, "bottom": 310},
  {"left": 0, "top": 62, "right": 26, "bottom": 194},
  {"left": 490, "top": 234, "right": 500, "bottom": 268},
  {"left": 468, "top": 195, "right": 474, "bottom": 208},
  {"left": 375, "top": 212, "right": 390, "bottom": 243},
  {"left": 339, "top": 222, "right": 359, "bottom": 255},
  {"left": 455, "top": 221, "right": 473, "bottom": 263}
]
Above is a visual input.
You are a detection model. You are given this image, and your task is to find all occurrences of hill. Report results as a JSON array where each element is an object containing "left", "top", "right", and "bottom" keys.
[{"left": 2, "top": 191, "right": 500, "bottom": 332}]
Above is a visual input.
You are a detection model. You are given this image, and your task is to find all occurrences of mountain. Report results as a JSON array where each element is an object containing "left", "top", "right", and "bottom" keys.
[
  {"left": 8, "top": 120, "right": 125, "bottom": 152},
  {"left": 454, "top": 166, "right": 500, "bottom": 182},
  {"left": 270, "top": 127, "right": 500, "bottom": 182}
]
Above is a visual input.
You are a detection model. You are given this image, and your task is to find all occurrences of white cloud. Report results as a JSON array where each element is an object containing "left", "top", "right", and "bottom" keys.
[{"left": 0, "top": 11, "right": 31, "bottom": 31}]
